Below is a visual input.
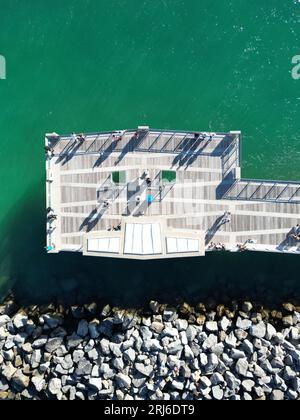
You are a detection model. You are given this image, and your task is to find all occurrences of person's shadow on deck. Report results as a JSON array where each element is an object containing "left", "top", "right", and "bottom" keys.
[
  {"left": 172, "top": 138, "right": 200, "bottom": 168},
  {"left": 93, "top": 139, "right": 119, "bottom": 167},
  {"left": 79, "top": 208, "right": 106, "bottom": 232},
  {"left": 55, "top": 141, "right": 84, "bottom": 166},
  {"left": 115, "top": 133, "right": 147, "bottom": 165}
]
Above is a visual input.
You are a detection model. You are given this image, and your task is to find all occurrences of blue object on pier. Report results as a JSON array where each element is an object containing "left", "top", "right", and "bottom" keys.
[{"left": 147, "top": 194, "right": 153, "bottom": 203}]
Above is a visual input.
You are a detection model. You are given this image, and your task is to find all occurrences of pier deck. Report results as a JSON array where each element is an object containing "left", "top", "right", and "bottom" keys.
[{"left": 45, "top": 128, "right": 300, "bottom": 259}]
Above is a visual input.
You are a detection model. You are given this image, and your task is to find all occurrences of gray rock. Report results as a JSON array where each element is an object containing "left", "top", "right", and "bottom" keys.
[
  {"left": 143, "top": 339, "right": 162, "bottom": 352},
  {"left": 236, "top": 317, "right": 252, "bottom": 330},
  {"left": 184, "top": 344, "right": 194, "bottom": 361},
  {"left": 186, "top": 325, "right": 197, "bottom": 342},
  {"left": 199, "top": 353, "right": 208, "bottom": 366},
  {"left": 203, "top": 334, "right": 218, "bottom": 350},
  {"left": 206, "top": 321, "right": 218, "bottom": 333},
  {"left": 1, "top": 362, "right": 17, "bottom": 380},
  {"left": 31, "top": 349, "right": 42, "bottom": 368},
  {"left": 100, "top": 339, "right": 110, "bottom": 355},
  {"left": 206, "top": 354, "right": 219, "bottom": 373},
  {"left": 139, "top": 326, "right": 152, "bottom": 341},
  {"left": 200, "top": 376, "right": 211, "bottom": 388},
  {"left": 98, "top": 319, "right": 113, "bottom": 337},
  {"left": 116, "top": 373, "right": 131, "bottom": 389},
  {"left": 292, "top": 377, "right": 300, "bottom": 392},
  {"left": 270, "top": 389, "right": 285, "bottom": 400},
  {"left": 235, "top": 329, "right": 248, "bottom": 341},
  {"left": 112, "top": 357, "right": 124, "bottom": 371},
  {"left": 150, "top": 322, "right": 164, "bottom": 334},
  {"left": 231, "top": 349, "right": 246, "bottom": 360},
  {"left": 0, "top": 315, "right": 10, "bottom": 327},
  {"left": 77, "top": 320, "right": 89, "bottom": 338},
  {"left": 211, "top": 343, "right": 224, "bottom": 357},
  {"left": 13, "top": 313, "right": 28, "bottom": 329},
  {"left": 32, "top": 337, "right": 48, "bottom": 349},
  {"left": 219, "top": 317, "right": 231, "bottom": 331},
  {"left": 123, "top": 348, "right": 136, "bottom": 364},
  {"left": 175, "top": 319, "right": 188, "bottom": 332},
  {"left": 11, "top": 370, "right": 30, "bottom": 391},
  {"left": 225, "top": 371, "right": 241, "bottom": 390},
  {"left": 45, "top": 337, "right": 63, "bottom": 353},
  {"left": 242, "top": 379, "right": 255, "bottom": 392},
  {"left": 88, "top": 320, "right": 100, "bottom": 339},
  {"left": 225, "top": 332, "right": 237, "bottom": 348},
  {"left": 243, "top": 392, "right": 252, "bottom": 400},
  {"left": 163, "top": 308, "right": 177, "bottom": 322},
  {"left": 43, "top": 314, "right": 61, "bottom": 329},
  {"left": 73, "top": 349, "right": 84, "bottom": 363},
  {"left": 212, "top": 385, "right": 224, "bottom": 400},
  {"left": 253, "top": 364, "right": 266, "bottom": 379},
  {"left": 162, "top": 326, "right": 178, "bottom": 337},
  {"left": 282, "top": 316, "right": 293, "bottom": 327},
  {"left": 75, "top": 359, "right": 93, "bottom": 376},
  {"left": 235, "top": 358, "right": 249, "bottom": 377},
  {"left": 48, "top": 378, "right": 62, "bottom": 396},
  {"left": 132, "top": 375, "right": 147, "bottom": 388},
  {"left": 4, "top": 336, "right": 15, "bottom": 350},
  {"left": 179, "top": 331, "right": 188, "bottom": 346},
  {"left": 210, "top": 373, "right": 224, "bottom": 385},
  {"left": 66, "top": 334, "right": 83, "bottom": 349},
  {"left": 135, "top": 363, "right": 153, "bottom": 377},
  {"left": 242, "top": 302, "right": 253, "bottom": 312},
  {"left": 286, "top": 389, "right": 298, "bottom": 400},
  {"left": 32, "top": 376, "right": 46, "bottom": 392},
  {"left": 250, "top": 322, "right": 266, "bottom": 339},
  {"left": 171, "top": 380, "right": 184, "bottom": 391},
  {"left": 180, "top": 365, "right": 191, "bottom": 379},
  {"left": 61, "top": 354, "right": 73, "bottom": 370},
  {"left": 110, "top": 342, "right": 122, "bottom": 358},
  {"left": 149, "top": 301, "right": 160, "bottom": 314},
  {"left": 88, "top": 348, "right": 99, "bottom": 361},
  {"left": 265, "top": 323, "right": 277, "bottom": 340},
  {"left": 283, "top": 366, "right": 297, "bottom": 381},
  {"left": 2, "top": 349, "right": 14, "bottom": 361},
  {"left": 167, "top": 340, "right": 183, "bottom": 355},
  {"left": 88, "top": 378, "right": 102, "bottom": 392},
  {"left": 241, "top": 339, "right": 254, "bottom": 354}
]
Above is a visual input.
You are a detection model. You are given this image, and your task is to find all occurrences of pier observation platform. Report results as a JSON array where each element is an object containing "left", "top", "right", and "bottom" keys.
[{"left": 45, "top": 127, "right": 300, "bottom": 260}]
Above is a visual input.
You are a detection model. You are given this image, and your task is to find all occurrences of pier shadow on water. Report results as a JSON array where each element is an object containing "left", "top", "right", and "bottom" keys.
[{"left": 1, "top": 186, "right": 300, "bottom": 309}]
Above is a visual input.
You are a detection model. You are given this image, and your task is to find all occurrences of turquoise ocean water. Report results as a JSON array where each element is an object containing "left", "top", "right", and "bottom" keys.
[{"left": 0, "top": 0, "right": 300, "bottom": 306}]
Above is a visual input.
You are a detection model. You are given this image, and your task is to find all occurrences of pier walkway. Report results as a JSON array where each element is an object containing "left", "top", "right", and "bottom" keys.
[{"left": 45, "top": 128, "right": 300, "bottom": 259}]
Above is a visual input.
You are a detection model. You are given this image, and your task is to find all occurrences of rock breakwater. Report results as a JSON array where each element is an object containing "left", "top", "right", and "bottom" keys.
[{"left": 0, "top": 297, "right": 299, "bottom": 400}]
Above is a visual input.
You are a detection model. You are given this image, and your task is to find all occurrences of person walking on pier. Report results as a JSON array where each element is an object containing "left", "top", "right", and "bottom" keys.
[
  {"left": 45, "top": 145, "right": 54, "bottom": 158},
  {"left": 77, "top": 133, "right": 86, "bottom": 142},
  {"left": 219, "top": 211, "right": 231, "bottom": 226},
  {"left": 289, "top": 224, "right": 300, "bottom": 241},
  {"left": 47, "top": 211, "right": 57, "bottom": 222}
]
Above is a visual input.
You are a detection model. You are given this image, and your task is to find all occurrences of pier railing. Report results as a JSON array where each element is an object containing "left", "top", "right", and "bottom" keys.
[
  {"left": 48, "top": 129, "right": 236, "bottom": 158},
  {"left": 223, "top": 178, "right": 300, "bottom": 204}
]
